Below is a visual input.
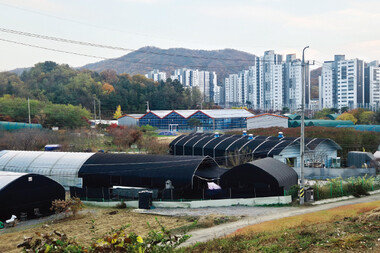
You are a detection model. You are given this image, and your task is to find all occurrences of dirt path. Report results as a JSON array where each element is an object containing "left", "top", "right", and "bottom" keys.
[{"left": 181, "top": 194, "right": 380, "bottom": 247}]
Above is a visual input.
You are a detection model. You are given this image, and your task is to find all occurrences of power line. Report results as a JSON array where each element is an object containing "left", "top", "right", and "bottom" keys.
[
  {"left": 0, "top": 27, "right": 289, "bottom": 63},
  {"left": 0, "top": 37, "right": 285, "bottom": 70}
]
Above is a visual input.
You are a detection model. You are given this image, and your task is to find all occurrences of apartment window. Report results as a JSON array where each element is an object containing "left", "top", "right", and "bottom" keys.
[{"left": 341, "top": 66, "right": 347, "bottom": 79}]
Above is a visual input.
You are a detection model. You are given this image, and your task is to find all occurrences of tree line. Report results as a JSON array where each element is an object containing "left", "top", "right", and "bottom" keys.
[{"left": 0, "top": 61, "right": 204, "bottom": 119}]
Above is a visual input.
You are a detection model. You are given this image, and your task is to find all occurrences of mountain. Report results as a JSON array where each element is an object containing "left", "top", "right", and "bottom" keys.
[
  {"left": 81, "top": 46, "right": 257, "bottom": 81},
  {"left": 9, "top": 67, "right": 30, "bottom": 75}
]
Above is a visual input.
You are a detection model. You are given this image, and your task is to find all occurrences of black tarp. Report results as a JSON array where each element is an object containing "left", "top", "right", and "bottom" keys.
[
  {"left": 78, "top": 153, "right": 223, "bottom": 190},
  {"left": 220, "top": 157, "right": 298, "bottom": 196},
  {"left": 0, "top": 172, "right": 65, "bottom": 221}
]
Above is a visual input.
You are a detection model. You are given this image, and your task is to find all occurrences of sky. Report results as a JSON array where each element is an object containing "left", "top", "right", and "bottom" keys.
[{"left": 0, "top": 0, "right": 379, "bottom": 71}]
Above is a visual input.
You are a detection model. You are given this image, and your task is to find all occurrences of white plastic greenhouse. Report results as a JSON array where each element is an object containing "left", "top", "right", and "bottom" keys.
[{"left": 0, "top": 150, "right": 94, "bottom": 188}]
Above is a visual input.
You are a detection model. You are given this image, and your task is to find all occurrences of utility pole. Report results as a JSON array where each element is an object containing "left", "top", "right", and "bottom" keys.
[
  {"left": 98, "top": 99, "right": 101, "bottom": 122},
  {"left": 27, "top": 97, "right": 31, "bottom": 124},
  {"left": 93, "top": 99, "right": 97, "bottom": 121},
  {"left": 300, "top": 46, "right": 309, "bottom": 205}
]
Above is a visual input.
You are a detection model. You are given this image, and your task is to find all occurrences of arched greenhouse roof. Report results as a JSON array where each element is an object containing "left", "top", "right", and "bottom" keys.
[
  {"left": 220, "top": 157, "right": 298, "bottom": 191},
  {"left": 78, "top": 153, "right": 224, "bottom": 189},
  {"left": 0, "top": 150, "right": 94, "bottom": 188},
  {"left": 170, "top": 133, "right": 303, "bottom": 163},
  {"left": 0, "top": 171, "right": 65, "bottom": 221},
  {"left": 170, "top": 133, "right": 342, "bottom": 164}
]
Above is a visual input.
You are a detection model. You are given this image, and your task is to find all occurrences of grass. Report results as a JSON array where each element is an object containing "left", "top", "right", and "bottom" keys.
[
  {"left": 0, "top": 206, "right": 239, "bottom": 252},
  {"left": 181, "top": 201, "right": 380, "bottom": 252},
  {"left": 0, "top": 207, "right": 192, "bottom": 253}
]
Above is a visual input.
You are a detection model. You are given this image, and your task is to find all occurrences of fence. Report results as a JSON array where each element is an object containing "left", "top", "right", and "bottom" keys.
[
  {"left": 70, "top": 186, "right": 284, "bottom": 202},
  {"left": 292, "top": 167, "right": 376, "bottom": 180}
]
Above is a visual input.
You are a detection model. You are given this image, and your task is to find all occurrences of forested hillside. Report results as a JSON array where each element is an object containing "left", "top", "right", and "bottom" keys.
[
  {"left": 81, "top": 46, "right": 257, "bottom": 80},
  {"left": 0, "top": 61, "right": 204, "bottom": 118}
]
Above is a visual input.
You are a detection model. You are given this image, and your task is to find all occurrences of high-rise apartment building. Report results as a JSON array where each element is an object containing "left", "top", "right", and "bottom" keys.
[
  {"left": 145, "top": 69, "right": 167, "bottom": 82},
  {"left": 319, "top": 61, "right": 335, "bottom": 109},
  {"left": 259, "top": 50, "right": 283, "bottom": 110},
  {"left": 171, "top": 68, "right": 218, "bottom": 103},
  {"left": 365, "top": 61, "right": 380, "bottom": 108},
  {"left": 319, "top": 55, "right": 364, "bottom": 109},
  {"left": 283, "top": 54, "right": 310, "bottom": 110},
  {"left": 337, "top": 59, "right": 364, "bottom": 109}
]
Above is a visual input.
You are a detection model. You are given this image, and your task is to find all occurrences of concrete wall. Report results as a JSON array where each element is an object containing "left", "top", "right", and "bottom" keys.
[
  {"left": 83, "top": 195, "right": 292, "bottom": 209},
  {"left": 247, "top": 115, "right": 288, "bottom": 130}
]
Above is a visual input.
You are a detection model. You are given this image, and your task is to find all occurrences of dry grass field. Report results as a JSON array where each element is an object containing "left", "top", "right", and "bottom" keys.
[
  {"left": 0, "top": 207, "right": 192, "bottom": 253},
  {"left": 184, "top": 201, "right": 380, "bottom": 252}
]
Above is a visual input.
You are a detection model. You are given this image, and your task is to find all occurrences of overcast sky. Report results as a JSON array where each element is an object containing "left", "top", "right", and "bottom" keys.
[{"left": 0, "top": 0, "right": 379, "bottom": 71}]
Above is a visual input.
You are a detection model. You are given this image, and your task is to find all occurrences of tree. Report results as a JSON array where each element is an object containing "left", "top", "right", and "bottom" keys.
[
  {"left": 281, "top": 107, "right": 290, "bottom": 114},
  {"left": 0, "top": 96, "right": 91, "bottom": 128},
  {"left": 341, "top": 107, "right": 349, "bottom": 113},
  {"left": 375, "top": 111, "right": 380, "bottom": 124},
  {"left": 102, "top": 83, "right": 115, "bottom": 94},
  {"left": 314, "top": 108, "right": 333, "bottom": 119},
  {"left": 113, "top": 105, "right": 123, "bottom": 119},
  {"left": 358, "top": 111, "right": 375, "bottom": 125},
  {"left": 337, "top": 112, "right": 357, "bottom": 124},
  {"left": 188, "top": 118, "right": 201, "bottom": 129}
]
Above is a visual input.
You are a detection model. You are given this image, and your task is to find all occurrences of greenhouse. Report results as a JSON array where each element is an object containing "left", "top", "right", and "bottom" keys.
[
  {"left": 78, "top": 153, "right": 224, "bottom": 190},
  {"left": 327, "top": 113, "right": 341, "bottom": 120},
  {"left": 289, "top": 120, "right": 354, "bottom": 128},
  {"left": 0, "top": 150, "right": 94, "bottom": 189},
  {"left": 137, "top": 109, "right": 254, "bottom": 131},
  {"left": 0, "top": 121, "right": 42, "bottom": 131},
  {"left": 170, "top": 133, "right": 304, "bottom": 166},
  {"left": 0, "top": 171, "right": 65, "bottom": 221},
  {"left": 285, "top": 114, "right": 309, "bottom": 120},
  {"left": 220, "top": 158, "right": 298, "bottom": 197},
  {"left": 170, "top": 133, "right": 342, "bottom": 167},
  {"left": 336, "top": 124, "right": 380, "bottom": 132}
]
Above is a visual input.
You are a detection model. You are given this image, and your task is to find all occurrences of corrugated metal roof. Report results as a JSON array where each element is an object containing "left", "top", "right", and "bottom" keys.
[
  {"left": 119, "top": 114, "right": 144, "bottom": 119},
  {"left": 150, "top": 110, "right": 173, "bottom": 118},
  {"left": 247, "top": 113, "right": 288, "bottom": 119},
  {"left": 140, "top": 109, "right": 254, "bottom": 119},
  {"left": 174, "top": 110, "right": 198, "bottom": 118},
  {"left": 200, "top": 109, "right": 254, "bottom": 118}
]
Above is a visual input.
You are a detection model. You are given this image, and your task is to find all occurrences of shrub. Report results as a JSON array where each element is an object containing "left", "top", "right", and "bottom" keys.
[
  {"left": 137, "top": 136, "right": 169, "bottom": 154},
  {"left": 287, "top": 184, "right": 300, "bottom": 201},
  {"left": 140, "top": 124, "right": 158, "bottom": 136},
  {"left": 51, "top": 198, "right": 84, "bottom": 217},
  {"left": 19, "top": 219, "right": 189, "bottom": 252},
  {"left": 108, "top": 126, "right": 142, "bottom": 150},
  {"left": 116, "top": 200, "right": 127, "bottom": 209}
]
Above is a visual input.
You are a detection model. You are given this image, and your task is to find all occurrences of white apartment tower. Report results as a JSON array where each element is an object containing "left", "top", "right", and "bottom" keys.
[
  {"left": 365, "top": 61, "right": 380, "bottom": 108},
  {"left": 145, "top": 69, "right": 167, "bottom": 82},
  {"left": 259, "top": 50, "right": 283, "bottom": 110},
  {"left": 337, "top": 59, "right": 364, "bottom": 109},
  {"left": 319, "top": 61, "right": 335, "bottom": 109},
  {"left": 283, "top": 54, "right": 310, "bottom": 110},
  {"left": 318, "top": 55, "right": 364, "bottom": 109},
  {"left": 172, "top": 68, "right": 218, "bottom": 103},
  {"left": 224, "top": 74, "right": 239, "bottom": 105}
]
